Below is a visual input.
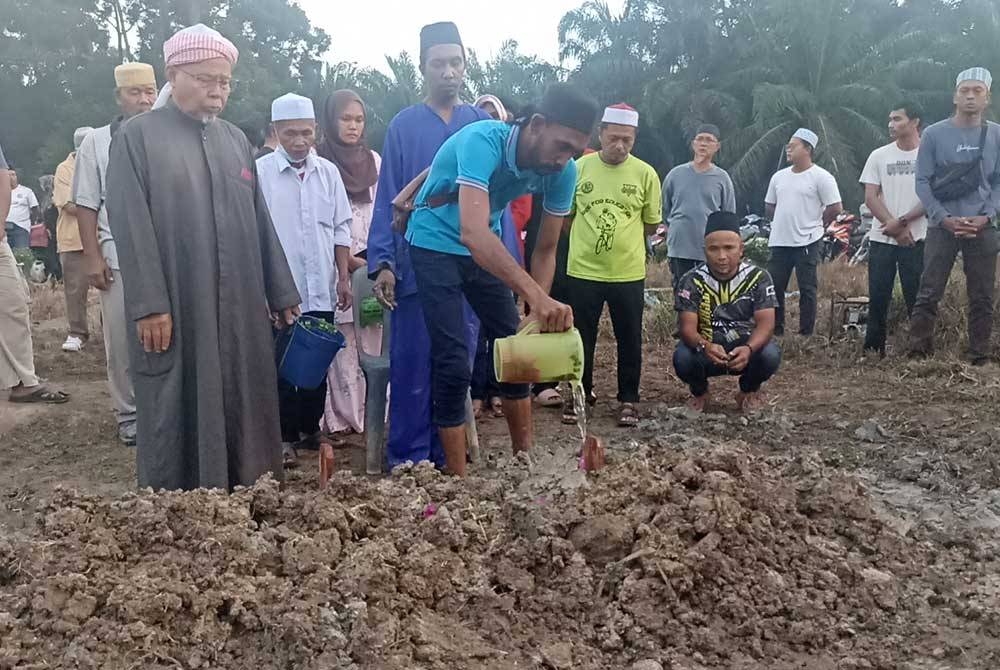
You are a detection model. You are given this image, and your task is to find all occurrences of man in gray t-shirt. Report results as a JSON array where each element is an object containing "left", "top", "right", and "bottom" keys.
[
  {"left": 910, "top": 66, "right": 1000, "bottom": 363},
  {"left": 662, "top": 124, "right": 736, "bottom": 289}
]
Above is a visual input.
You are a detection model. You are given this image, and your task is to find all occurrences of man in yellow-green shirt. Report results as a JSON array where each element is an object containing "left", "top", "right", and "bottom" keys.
[{"left": 567, "top": 103, "right": 662, "bottom": 427}]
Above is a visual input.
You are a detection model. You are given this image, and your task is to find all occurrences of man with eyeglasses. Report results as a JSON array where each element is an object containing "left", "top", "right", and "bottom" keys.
[
  {"left": 105, "top": 24, "right": 301, "bottom": 491},
  {"left": 661, "top": 124, "right": 736, "bottom": 291}
]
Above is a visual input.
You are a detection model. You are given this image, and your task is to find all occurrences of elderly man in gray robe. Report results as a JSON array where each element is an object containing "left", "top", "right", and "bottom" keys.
[{"left": 106, "top": 24, "right": 301, "bottom": 491}]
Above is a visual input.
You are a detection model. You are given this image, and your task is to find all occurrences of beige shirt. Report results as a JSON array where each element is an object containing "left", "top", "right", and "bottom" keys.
[{"left": 54, "top": 153, "right": 82, "bottom": 252}]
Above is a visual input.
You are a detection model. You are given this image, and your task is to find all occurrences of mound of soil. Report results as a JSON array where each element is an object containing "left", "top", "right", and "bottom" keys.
[{"left": 0, "top": 441, "right": 920, "bottom": 669}]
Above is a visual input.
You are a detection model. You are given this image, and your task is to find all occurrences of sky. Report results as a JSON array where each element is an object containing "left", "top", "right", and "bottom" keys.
[{"left": 294, "top": 0, "right": 626, "bottom": 72}]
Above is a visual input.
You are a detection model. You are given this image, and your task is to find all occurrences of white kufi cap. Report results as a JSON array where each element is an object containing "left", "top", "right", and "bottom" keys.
[
  {"left": 792, "top": 128, "right": 819, "bottom": 148},
  {"left": 271, "top": 93, "right": 315, "bottom": 122},
  {"left": 602, "top": 103, "right": 639, "bottom": 127},
  {"left": 957, "top": 67, "right": 992, "bottom": 90}
]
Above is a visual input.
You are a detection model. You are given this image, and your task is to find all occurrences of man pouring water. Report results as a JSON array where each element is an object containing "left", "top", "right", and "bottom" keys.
[{"left": 402, "top": 83, "right": 600, "bottom": 475}]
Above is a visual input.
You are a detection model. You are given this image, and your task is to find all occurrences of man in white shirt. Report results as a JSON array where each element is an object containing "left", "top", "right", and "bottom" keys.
[
  {"left": 257, "top": 93, "right": 353, "bottom": 464},
  {"left": 765, "top": 128, "right": 843, "bottom": 335},
  {"left": 73, "top": 62, "right": 158, "bottom": 446},
  {"left": 859, "top": 102, "right": 927, "bottom": 355},
  {"left": 5, "top": 170, "right": 39, "bottom": 250}
]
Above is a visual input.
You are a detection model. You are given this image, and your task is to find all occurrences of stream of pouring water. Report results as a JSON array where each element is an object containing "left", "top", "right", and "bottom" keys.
[{"left": 572, "top": 380, "right": 587, "bottom": 441}]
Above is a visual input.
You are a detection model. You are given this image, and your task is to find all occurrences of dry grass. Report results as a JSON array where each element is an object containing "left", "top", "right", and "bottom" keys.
[
  {"left": 645, "top": 260, "right": 671, "bottom": 289},
  {"left": 27, "top": 282, "right": 68, "bottom": 322},
  {"left": 635, "top": 256, "right": 1000, "bottom": 360}
]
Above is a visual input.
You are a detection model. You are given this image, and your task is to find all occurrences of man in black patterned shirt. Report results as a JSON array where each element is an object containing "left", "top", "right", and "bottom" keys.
[{"left": 673, "top": 211, "right": 781, "bottom": 412}]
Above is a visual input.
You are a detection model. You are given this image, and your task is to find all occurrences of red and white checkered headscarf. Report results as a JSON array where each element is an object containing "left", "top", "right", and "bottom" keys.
[{"left": 163, "top": 24, "right": 238, "bottom": 68}]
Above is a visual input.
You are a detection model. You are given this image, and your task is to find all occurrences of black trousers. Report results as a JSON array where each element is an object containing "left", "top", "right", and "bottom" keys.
[
  {"left": 277, "top": 311, "right": 335, "bottom": 443},
  {"left": 768, "top": 241, "right": 820, "bottom": 335},
  {"left": 864, "top": 240, "right": 924, "bottom": 353},
  {"left": 410, "top": 246, "right": 527, "bottom": 429},
  {"left": 910, "top": 227, "right": 998, "bottom": 359},
  {"left": 471, "top": 334, "right": 500, "bottom": 402},
  {"left": 669, "top": 257, "right": 700, "bottom": 291},
  {"left": 568, "top": 277, "right": 645, "bottom": 403}
]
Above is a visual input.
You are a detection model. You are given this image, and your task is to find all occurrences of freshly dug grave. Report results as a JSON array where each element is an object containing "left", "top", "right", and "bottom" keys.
[{"left": 0, "top": 441, "right": 926, "bottom": 669}]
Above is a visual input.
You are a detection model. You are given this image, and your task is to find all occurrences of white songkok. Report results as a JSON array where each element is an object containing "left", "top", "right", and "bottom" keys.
[
  {"left": 602, "top": 103, "right": 639, "bottom": 127},
  {"left": 956, "top": 67, "right": 992, "bottom": 90},
  {"left": 792, "top": 128, "right": 819, "bottom": 148},
  {"left": 271, "top": 93, "right": 315, "bottom": 122}
]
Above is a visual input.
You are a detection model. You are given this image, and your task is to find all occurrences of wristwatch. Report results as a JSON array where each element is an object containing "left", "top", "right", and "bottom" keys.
[{"left": 696, "top": 341, "right": 707, "bottom": 354}]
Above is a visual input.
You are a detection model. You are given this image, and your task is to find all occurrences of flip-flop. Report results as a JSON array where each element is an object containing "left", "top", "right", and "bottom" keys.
[
  {"left": 9, "top": 386, "right": 69, "bottom": 404},
  {"left": 561, "top": 398, "right": 579, "bottom": 425},
  {"left": 534, "top": 388, "right": 563, "bottom": 408},
  {"left": 618, "top": 403, "right": 639, "bottom": 428},
  {"left": 282, "top": 444, "right": 299, "bottom": 468}
]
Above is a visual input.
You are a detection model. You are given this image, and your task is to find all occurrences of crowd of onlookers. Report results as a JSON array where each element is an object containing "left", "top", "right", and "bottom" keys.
[{"left": 2, "top": 14, "right": 998, "bottom": 493}]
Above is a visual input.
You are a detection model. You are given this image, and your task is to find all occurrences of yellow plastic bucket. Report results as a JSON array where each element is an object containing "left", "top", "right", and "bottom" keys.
[{"left": 493, "top": 322, "right": 584, "bottom": 383}]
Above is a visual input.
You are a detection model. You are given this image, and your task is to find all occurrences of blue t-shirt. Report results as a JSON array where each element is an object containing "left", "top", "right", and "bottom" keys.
[{"left": 405, "top": 120, "right": 577, "bottom": 256}]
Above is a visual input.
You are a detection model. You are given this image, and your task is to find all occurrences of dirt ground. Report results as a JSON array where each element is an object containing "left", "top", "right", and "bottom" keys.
[{"left": 2, "top": 278, "right": 1000, "bottom": 669}]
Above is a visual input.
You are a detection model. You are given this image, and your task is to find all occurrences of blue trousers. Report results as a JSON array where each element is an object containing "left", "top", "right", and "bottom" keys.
[
  {"left": 411, "top": 246, "right": 528, "bottom": 428},
  {"left": 4, "top": 224, "right": 29, "bottom": 249},
  {"left": 672, "top": 340, "right": 781, "bottom": 397}
]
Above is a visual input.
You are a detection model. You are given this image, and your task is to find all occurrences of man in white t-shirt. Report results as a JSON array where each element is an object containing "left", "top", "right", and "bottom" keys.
[
  {"left": 4, "top": 170, "right": 39, "bottom": 250},
  {"left": 859, "top": 103, "right": 927, "bottom": 355},
  {"left": 765, "top": 128, "right": 843, "bottom": 335}
]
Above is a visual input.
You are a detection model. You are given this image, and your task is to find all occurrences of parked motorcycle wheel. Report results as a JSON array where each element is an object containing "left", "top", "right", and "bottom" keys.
[{"left": 848, "top": 237, "right": 870, "bottom": 267}]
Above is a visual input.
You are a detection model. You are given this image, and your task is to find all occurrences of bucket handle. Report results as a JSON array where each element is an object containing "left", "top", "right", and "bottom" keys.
[{"left": 516, "top": 320, "right": 541, "bottom": 337}]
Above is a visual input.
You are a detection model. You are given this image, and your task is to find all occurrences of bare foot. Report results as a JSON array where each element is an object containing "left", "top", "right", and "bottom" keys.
[
  {"left": 737, "top": 391, "right": 766, "bottom": 412},
  {"left": 686, "top": 393, "right": 710, "bottom": 412}
]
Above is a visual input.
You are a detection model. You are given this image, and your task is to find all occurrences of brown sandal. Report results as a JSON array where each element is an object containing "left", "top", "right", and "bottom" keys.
[
  {"left": 562, "top": 396, "right": 579, "bottom": 425},
  {"left": 618, "top": 403, "right": 639, "bottom": 428}
]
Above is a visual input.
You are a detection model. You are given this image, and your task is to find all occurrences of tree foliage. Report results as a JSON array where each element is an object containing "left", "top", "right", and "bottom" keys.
[
  {"left": 0, "top": 0, "right": 327, "bottom": 183},
  {"left": 0, "top": 0, "right": 994, "bottom": 213}
]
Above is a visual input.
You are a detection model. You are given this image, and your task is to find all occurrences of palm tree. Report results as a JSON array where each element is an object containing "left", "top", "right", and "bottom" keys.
[
  {"left": 558, "top": 0, "right": 658, "bottom": 106},
  {"left": 716, "top": 0, "right": 946, "bottom": 209},
  {"left": 465, "top": 40, "right": 563, "bottom": 112}
]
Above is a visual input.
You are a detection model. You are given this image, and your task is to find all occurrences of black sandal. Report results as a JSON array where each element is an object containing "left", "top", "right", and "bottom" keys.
[
  {"left": 282, "top": 444, "right": 299, "bottom": 468},
  {"left": 9, "top": 386, "right": 69, "bottom": 404}
]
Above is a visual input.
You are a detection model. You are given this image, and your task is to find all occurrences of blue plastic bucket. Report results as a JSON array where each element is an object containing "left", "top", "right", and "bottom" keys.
[{"left": 275, "top": 316, "right": 346, "bottom": 389}]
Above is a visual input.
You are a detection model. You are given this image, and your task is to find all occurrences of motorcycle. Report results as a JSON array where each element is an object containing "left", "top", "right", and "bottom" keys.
[
  {"left": 820, "top": 211, "right": 868, "bottom": 263},
  {"left": 740, "top": 213, "right": 771, "bottom": 243},
  {"left": 740, "top": 213, "right": 771, "bottom": 267},
  {"left": 648, "top": 223, "right": 668, "bottom": 261},
  {"left": 847, "top": 204, "right": 873, "bottom": 267}
]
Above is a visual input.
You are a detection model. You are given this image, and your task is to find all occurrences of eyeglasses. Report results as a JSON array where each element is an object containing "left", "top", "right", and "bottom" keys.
[{"left": 177, "top": 68, "right": 236, "bottom": 91}]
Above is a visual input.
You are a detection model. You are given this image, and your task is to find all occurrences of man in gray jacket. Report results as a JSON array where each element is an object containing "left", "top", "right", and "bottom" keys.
[
  {"left": 662, "top": 124, "right": 736, "bottom": 289},
  {"left": 910, "top": 67, "right": 1000, "bottom": 364}
]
